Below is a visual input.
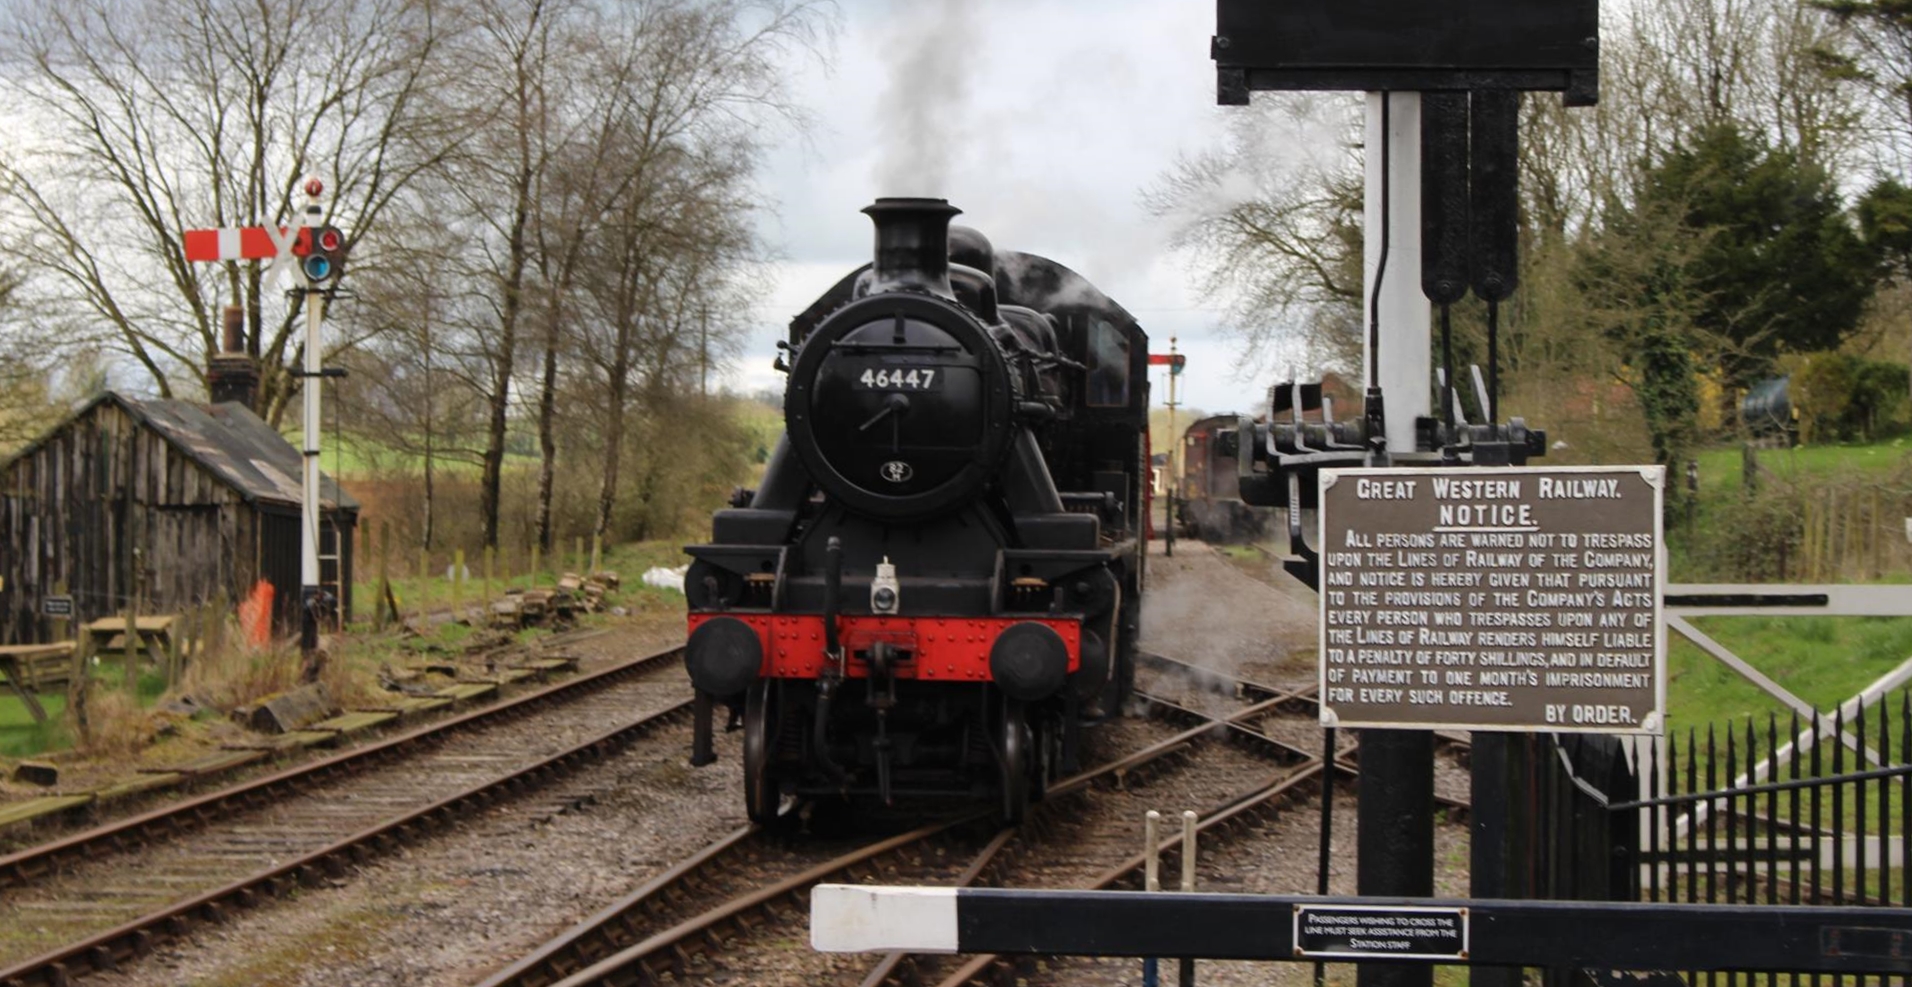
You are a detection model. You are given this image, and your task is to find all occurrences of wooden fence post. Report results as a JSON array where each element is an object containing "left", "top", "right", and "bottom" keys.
[
  {"left": 69, "top": 630, "right": 93, "bottom": 748},
  {"left": 208, "top": 592, "right": 227, "bottom": 662},
  {"left": 123, "top": 497, "right": 141, "bottom": 695},
  {"left": 375, "top": 520, "right": 392, "bottom": 633},
  {"left": 162, "top": 611, "right": 178, "bottom": 690},
  {"left": 1802, "top": 499, "right": 1818, "bottom": 582},
  {"left": 590, "top": 533, "right": 602, "bottom": 574},
  {"left": 454, "top": 548, "right": 466, "bottom": 615},
  {"left": 530, "top": 543, "right": 540, "bottom": 590},
  {"left": 574, "top": 536, "right": 584, "bottom": 577},
  {"left": 484, "top": 545, "right": 494, "bottom": 605}
]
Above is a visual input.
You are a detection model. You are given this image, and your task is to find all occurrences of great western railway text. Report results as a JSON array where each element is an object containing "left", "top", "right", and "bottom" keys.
[{"left": 1320, "top": 467, "right": 1664, "bottom": 732}]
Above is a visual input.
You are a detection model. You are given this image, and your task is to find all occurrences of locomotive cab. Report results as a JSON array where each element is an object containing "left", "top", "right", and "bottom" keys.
[{"left": 685, "top": 198, "right": 1149, "bottom": 824}]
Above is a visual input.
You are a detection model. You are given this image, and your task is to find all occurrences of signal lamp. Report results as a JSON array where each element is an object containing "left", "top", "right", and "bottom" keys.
[{"left": 301, "top": 225, "right": 347, "bottom": 287}]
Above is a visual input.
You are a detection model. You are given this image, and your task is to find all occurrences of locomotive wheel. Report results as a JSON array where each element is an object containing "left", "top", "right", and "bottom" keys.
[
  {"left": 1032, "top": 714, "right": 1056, "bottom": 803},
  {"left": 999, "top": 699, "right": 1031, "bottom": 824},
  {"left": 743, "top": 680, "right": 781, "bottom": 825}
]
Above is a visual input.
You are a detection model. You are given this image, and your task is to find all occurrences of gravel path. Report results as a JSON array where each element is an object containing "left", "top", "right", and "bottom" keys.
[{"left": 1142, "top": 540, "right": 1320, "bottom": 690}]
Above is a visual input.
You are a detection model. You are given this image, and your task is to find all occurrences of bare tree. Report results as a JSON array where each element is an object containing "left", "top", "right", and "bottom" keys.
[
  {"left": 0, "top": 0, "right": 457, "bottom": 422},
  {"left": 572, "top": 116, "right": 753, "bottom": 530},
  {"left": 1143, "top": 93, "right": 1365, "bottom": 374},
  {"left": 331, "top": 220, "right": 483, "bottom": 550},
  {"left": 376, "top": 0, "right": 825, "bottom": 550},
  {"left": 529, "top": 0, "right": 826, "bottom": 549}
]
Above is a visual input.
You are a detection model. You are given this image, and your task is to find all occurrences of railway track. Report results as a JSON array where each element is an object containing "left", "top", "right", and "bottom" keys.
[
  {"left": 0, "top": 628, "right": 619, "bottom": 851},
  {"left": 1135, "top": 648, "right": 1473, "bottom": 795},
  {"left": 0, "top": 642, "right": 690, "bottom": 987},
  {"left": 474, "top": 651, "right": 1465, "bottom": 987}
]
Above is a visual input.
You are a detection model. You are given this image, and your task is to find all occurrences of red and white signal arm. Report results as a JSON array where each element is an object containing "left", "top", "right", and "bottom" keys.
[{"left": 181, "top": 224, "right": 318, "bottom": 285}]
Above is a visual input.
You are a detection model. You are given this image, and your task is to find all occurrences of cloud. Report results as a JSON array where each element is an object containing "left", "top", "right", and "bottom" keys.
[{"left": 731, "top": 0, "right": 1296, "bottom": 416}]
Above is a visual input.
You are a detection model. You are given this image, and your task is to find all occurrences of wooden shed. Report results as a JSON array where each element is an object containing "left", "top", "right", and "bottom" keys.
[{"left": 0, "top": 391, "right": 357, "bottom": 644}]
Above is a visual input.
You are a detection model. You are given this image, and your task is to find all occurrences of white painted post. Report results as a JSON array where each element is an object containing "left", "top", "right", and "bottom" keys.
[
  {"left": 1180, "top": 809, "right": 1197, "bottom": 892},
  {"left": 1144, "top": 810, "right": 1162, "bottom": 986},
  {"left": 1361, "top": 92, "right": 1431, "bottom": 449},
  {"left": 1179, "top": 809, "right": 1197, "bottom": 987},
  {"left": 299, "top": 179, "right": 326, "bottom": 655},
  {"left": 1145, "top": 809, "right": 1162, "bottom": 891}
]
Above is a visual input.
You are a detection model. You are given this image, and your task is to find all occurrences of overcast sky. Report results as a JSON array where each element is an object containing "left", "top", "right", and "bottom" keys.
[{"left": 731, "top": 0, "right": 1287, "bottom": 419}]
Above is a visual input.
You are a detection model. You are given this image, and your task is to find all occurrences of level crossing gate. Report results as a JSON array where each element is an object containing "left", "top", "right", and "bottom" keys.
[{"left": 813, "top": 703, "right": 1912, "bottom": 982}]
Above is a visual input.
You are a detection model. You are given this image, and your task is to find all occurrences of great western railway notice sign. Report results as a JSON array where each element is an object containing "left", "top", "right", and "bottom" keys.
[{"left": 1318, "top": 466, "right": 1665, "bottom": 734}]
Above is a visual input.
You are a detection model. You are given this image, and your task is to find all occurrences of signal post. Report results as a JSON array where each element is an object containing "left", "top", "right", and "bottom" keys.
[
  {"left": 184, "top": 177, "right": 347, "bottom": 660},
  {"left": 1148, "top": 343, "right": 1186, "bottom": 554},
  {"left": 294, "top": 180, "right": 348, "bottom": 658}
]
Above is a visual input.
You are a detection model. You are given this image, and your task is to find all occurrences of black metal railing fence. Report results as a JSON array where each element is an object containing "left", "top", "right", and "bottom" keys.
[{"left": 1519, "top": 693, "right": 1912, "bottom": 983}]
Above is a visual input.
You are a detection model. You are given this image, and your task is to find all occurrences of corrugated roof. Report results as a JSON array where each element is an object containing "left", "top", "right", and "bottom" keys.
[{"left": 8, "top": 392, "right": 358, "bottom": 511}]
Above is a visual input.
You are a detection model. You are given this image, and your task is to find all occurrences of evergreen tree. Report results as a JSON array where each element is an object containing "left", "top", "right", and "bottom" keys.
[{"left": 1638, "top": 122, "right": 1874, "bottom": 386}]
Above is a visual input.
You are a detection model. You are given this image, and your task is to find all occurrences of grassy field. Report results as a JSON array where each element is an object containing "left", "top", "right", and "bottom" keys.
[
  {"left": 350, "top": 538, "right": 692, "bottom": 625},
  {"left": 0, "top": 664, "right": 173, "bottom": 758},
  {"left": 1693, "top": 438, "right": 1912, "bottom": 498},
  {"left": 0, "top": 692, "right": 67, "bottom": 758},
  {"left": 1666, "top": 615, "right": 1912, "bottom": 738}
]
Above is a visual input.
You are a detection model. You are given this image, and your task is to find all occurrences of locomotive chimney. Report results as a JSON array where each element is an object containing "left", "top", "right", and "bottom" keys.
[
  {"left": 862, "top": 197, "right": 961, "bottom": 300},
  {"left": 208, "top": 304, "right": 259, "bottom": 409}
]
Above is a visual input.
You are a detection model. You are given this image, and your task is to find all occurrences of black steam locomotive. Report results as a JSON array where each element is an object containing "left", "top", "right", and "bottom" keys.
[{"left": 684, "top": 198, "right": 1151, "bottom": 823}]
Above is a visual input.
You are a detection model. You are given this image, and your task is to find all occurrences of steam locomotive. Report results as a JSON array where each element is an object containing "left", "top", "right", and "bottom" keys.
[{"left": 684, "top": 198, "right": 1150, "bottom": 823}]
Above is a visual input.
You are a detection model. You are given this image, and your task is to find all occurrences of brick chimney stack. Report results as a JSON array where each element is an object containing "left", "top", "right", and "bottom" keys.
[{"left": 208, "top": 305, "right": 259, "bottom": 408}]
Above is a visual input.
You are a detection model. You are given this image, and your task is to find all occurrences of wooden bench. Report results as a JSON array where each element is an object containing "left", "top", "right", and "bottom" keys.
[
  {"left": 0, "top": 642, "right": 77, "bottom": 723},
  {"left": 85, "top": 615, "right": 180, "bottom": 659},
  {"left": 0, "top": 642, "right": 77, "bottom": 689}
]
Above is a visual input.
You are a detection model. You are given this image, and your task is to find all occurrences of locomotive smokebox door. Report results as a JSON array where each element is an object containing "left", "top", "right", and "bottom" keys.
[{"left": 1213, "top": 0, "right": 1599, "bottom": 105}]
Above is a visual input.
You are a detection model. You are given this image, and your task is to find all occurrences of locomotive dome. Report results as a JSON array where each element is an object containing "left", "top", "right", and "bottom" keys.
[{"left": 783, "top": 198, "right": 1018, "bottom": 521}]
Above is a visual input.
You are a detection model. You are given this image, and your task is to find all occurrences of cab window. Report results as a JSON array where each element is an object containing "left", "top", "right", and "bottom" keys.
[{"left": 1086, "top": 319, "right": 1130, "bottom": 407}]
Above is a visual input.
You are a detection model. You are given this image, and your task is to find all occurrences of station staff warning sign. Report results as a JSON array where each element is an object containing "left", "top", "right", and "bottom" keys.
[{"left": 1318, "top": 466, "right": 1665, "bottom": 734}]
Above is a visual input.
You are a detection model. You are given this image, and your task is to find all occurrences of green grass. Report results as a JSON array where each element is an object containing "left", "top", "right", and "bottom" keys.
[
  {"left": 0, "top": 691, "right": 70, "bottom": 758},
  {"left": 1661, "top": 613, "right": 1912, "bottom": 836},
  {"left": 1693, "top": 438, "right": 1912, "bottom": 498},
  {"left": 350, "top": 538, "right": 692, "bottom": 626},
  {"left": 284, "top": 427, "right": 544, "bottom": 479},
  {"left": 1666, "top": 615, "right": 1912, "bottom": 739},
  {"left": 0, "top": 664, "right": 174, "bottom": 758}
]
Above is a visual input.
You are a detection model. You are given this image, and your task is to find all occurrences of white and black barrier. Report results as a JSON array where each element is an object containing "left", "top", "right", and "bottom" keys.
[{"left": 811, "top": 885, "right": 1912, "bottom": 975}]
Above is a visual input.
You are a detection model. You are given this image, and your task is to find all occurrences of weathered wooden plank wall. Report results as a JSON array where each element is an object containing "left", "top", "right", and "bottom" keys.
[{"left": 0, "top": 402, "right": 249, "bottom": 644}]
